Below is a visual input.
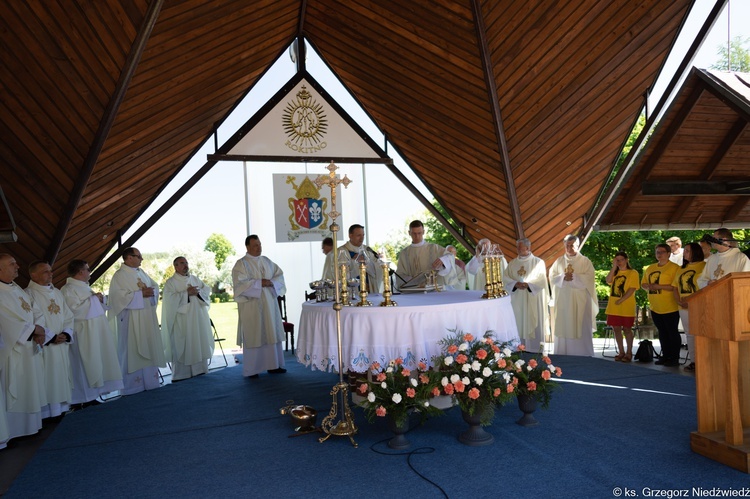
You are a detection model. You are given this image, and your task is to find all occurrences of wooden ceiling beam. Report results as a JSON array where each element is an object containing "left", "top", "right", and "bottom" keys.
[
  {"left": 642, "top": 180, "right": 750, "bottom": 196},
  {"left": 471, "top": 0, "right": 523, "bottom": 239},
  {"left": 723, "top": 198, "right": 750, "bottom": 223},
  {"left": 44, "top": 0, "right": 164, "bottom": 265}
]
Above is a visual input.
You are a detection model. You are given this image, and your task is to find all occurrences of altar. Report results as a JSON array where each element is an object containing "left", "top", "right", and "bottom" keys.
[{"left": 296, "top": 290, "right": 519, "bottom": 372}]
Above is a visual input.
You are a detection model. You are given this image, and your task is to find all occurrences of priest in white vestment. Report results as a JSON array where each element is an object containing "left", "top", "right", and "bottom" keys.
[
  {"left": 395, "top": 220, "right": 457, "bottom": 290},
  {"left": 26, "top": 261, "right": 74, "bottom": 417},
  {"left": 322, "top": 224, "right": 383, "bottom": 293},
  {"left": 232, "top": 235, "right": 287, "bottom": 378},
  {"left": 108, "top": 248, "right": 166, "bottom": 395},
  {"left": 698, "top": 228, "right": 750, "bottom": 289},
  {"left": 466, "top": 238, "right": 507, "bottom": 292},
  {"left": 548, "top": 236, "right": 597, "bottom": 356},
  {"left": 61, "top": 259, "right": 123, "bottom": 405},
  {"left": 162, "top": 256, "right": 214, "bottom": 381},
  {"left": 0, "top": 254, "right": 49, "bottom": 443},
  {"left": 504, "top": 238, "right": 550, "bottom": 353},
  {"left": 320, "top": 237, "right": 334, "bottom": 280}
]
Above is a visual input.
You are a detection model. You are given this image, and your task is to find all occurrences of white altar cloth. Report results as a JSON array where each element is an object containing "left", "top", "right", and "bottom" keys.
[{"left": 296, "top": 291, "right": 519, "bottom": 372}]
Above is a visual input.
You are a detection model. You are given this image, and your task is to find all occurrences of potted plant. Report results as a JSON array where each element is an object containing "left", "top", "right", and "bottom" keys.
[
  {"left": 432, "top": 330, "right": 517, "bottom": 446},
  {"left": 510, "top": 344, "right": 563, "bottom": 426},
  {"left": 357, "top": 358, "right": 442, "bottom": 449}
]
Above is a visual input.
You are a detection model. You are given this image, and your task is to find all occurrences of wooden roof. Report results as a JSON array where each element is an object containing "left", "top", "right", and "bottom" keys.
[
  {"left": 0, "top": 0, "right": 695, "bottom": 285},
  {"left": 595, "top": 69, "right": 750, "bottom": 231}
]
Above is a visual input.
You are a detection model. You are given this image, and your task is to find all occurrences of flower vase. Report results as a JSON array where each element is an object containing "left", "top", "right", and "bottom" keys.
[
  {"left": 458, "top": 409, "right": 494, "bottom": 446},
  {"left": 516, "top": 394, "right": 540, "bottom": 427},
  {"left": 386, "top": 416, "right": 410, "bottom": 450}
]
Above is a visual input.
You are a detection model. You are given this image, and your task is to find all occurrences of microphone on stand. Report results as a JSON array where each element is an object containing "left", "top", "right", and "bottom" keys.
[{"left": 701, "top": 234, "right": 732, "bottom": 247}]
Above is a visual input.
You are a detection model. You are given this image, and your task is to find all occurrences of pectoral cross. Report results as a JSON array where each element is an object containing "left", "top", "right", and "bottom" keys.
[
  {"left": 713, "top": 264, "right": 724, "bottom": 280},
  {"left": 565, "top": 263, "right": 574, "bottom": 275}
]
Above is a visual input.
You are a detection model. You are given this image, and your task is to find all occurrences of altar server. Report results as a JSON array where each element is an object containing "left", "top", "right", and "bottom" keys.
[
  {"left": 61, "top": 259, "right": 123, "bottom": 405},
  {"left": 0, "top": 253, "right": 47, "bottom": 442},
  {"left": 232, "top": 235, "right": 287, "bottom": 378},
  {"left": 549, "top": 235, "right": 597, "bottom": 356},
  {"left": 504, "top": 238, "right": 549, "bottom": 352},
  {"left": 26, "top": 261, "right": 74, "bottom": 417},
  {"left": 108, "top": 248, "right": 166, "bottom": 395},
  {"left": 395, "top": 220, "right": 457, "bottom": 290},
  {"left": 162, "top": 256, "right": 214, "bottom": 381}
]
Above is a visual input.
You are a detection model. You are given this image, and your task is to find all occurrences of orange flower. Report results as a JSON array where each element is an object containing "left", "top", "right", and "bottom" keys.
[
  {"left": 492, "top": 345, "right": 500, "bottom": 353},
  {"left": 406, "top": 387, "right": 416, "bottom": 398},
  {"left": 541, "top": 370, "right": 551, "bottom": 380},
  {"left": 463, "top": 333, "right": 474, "bottom": 342},
  {"left": 555, "top": 367, "right": 562, "bottom": 377},
  {"left": 542, "top": 356, "right": 552, "bottom": 365},
  {"left": 456, "top": 354, "right": 468, "bottom": 364},
  {"left": 498, "top": 358, "right": 506, "bottom": 368},
  {"left": 394, "top": 357, "right": 403, "bottom": 365},
  {"left": 420, "top": 374, "right": 430, "bottom": 385},
  {"left": 493, "top": 388, "right": 501, "bottom": 397},
  {"left": 506, "top": 384, "right": 515, "bottom": 393},
  {"left": 444, "top": 383, "right": 455, "bottom": 395},
  {"left": 358, "top": 383, "right": 368, "bottom": 394},
  {"left": 431, "top": 386, "right": 441, "bottom": 397},
  {"left": 527, "top": 381, "right": 537, "bottom": 391},
  {"left": 518, "top": 344, "right": 526, "bottom": 351},
  {"left": 401, "top": 368, "right": 411, "bottom": 377},
  {"left": 376, "top": 372, "right": 386, "bottom": 382},
  {"left": 528, "top": 359, "right": 538, "bottom": 368},
  {"left": 484, "top": 337, "right": 494, "bottom": 345},
  {"left": 371, "top": 361, "right": 381, "bottom": 371},
  {"left": 454, "top": 380, "right": 466, "bottom": 393},
  {"left": 468, "top": 387, "right": 480, "bottom": 400},
  {"left": 476, "top": 349, "right": 487, "bottom": 360},
  {"left": 418, "top": 361, "right": 427, "bottom": 370},
  {"left": 447, "top": 345, "right": 458, "bottom": 354},
  {"left": 376, "top": 406, "right": 387, "bottom": 417}
]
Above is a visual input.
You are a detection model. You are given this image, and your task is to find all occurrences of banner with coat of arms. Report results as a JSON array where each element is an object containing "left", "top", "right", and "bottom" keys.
[{"left": 273, "top": 173, "right": 339, "bottom": 242}]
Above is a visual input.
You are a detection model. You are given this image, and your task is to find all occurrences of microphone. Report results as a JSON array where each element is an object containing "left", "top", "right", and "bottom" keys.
[
  {"left": 365, "top": 246, "right": 380, "bottom": 258},
  {"left": 702, "top": 234, "right": 730, "bottom": 247}
]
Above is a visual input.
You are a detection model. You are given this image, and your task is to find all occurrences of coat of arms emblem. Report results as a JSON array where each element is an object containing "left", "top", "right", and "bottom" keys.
[{"left": 286, "top": 176, "right": 328, "bottom": 231}]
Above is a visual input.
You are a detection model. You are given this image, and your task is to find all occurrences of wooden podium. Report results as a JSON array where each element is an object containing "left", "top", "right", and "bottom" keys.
[{"left": 686, "top": 272, "right": 750, "bottom": 473}]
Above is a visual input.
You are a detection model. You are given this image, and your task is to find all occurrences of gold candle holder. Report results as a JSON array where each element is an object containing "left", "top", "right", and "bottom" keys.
[
  {"left": 481, "top": 256, "right": 495, "bottom": 299},
  {"left": 379, "top": 262, "right": 397, "bottom": 307},
  {"left": 355, "top": 261, "right": 371, "bottom": 307},
  {"left": 339, "top": 263, "right": 351, "bottom": 306},
  {"left": 495, "top": 256, "right": 508, "bottom": 297}
]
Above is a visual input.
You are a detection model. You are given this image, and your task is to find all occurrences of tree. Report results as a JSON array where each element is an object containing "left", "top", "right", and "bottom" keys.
[
  {"left": 204, "top": 233, "right": 235, "bottom": 270},
  {"left": 710, "top": 35, "right": 750, "bottom": 72}
]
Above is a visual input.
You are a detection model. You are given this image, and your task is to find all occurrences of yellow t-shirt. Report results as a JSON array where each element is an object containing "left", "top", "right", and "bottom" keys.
[
  {"left": 672, "top": 261, "right": 707, "bottom": 302},
  {"left": 605, "top": 268, "right": 639, "bottom": 317},
  {"left": 642, "top": 261, "right": 680, "bottom": 314}
]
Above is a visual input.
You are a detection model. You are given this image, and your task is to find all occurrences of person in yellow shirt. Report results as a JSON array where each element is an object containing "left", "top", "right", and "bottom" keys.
[
  {"left": 672, "top": 242, "right": 706, "bottom": 372},
  {"left": 642, "top": 244, "right": 681, "bottom": 366},
  {"left": 605, "top": 252, "right": 639, "bottom": 362}
]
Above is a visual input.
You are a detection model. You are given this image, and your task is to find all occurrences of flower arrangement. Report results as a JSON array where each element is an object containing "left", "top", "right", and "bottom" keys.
[
  {"left": 432, "top": 330, "right": 517, "bottom": 426},
  {"left": 358, "top": 358, "right": 442, "bottom": 427},
  {"left": 509, "top": 344, "right": 562, "bottom": 408}
]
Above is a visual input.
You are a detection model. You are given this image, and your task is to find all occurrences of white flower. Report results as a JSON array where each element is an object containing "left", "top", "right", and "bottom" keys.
[
  {"left": 450, "top": 374, "right": 460, "bottom": 383},
  {"left": 423, "top": 401, "right": 430, "bottom": 407},
  {"left": 483, "top": 367, "right": 492, "bottom": 377},
  {"left": 392, "top": 393, "right": 402, "bottom": 404},
  {"left": 494, "top": 352, "right": 501, "bottom": 361},
  {"left": 444, "top": 356, "right": 454, "bottom": 366},
  {"left": 386, "top": 366, "right": 394, "bottom": 373},
  {"left": 462, "top": 364, "right": 471, "bottom": 373},
  {"left": 410, "top": 378, "right": 418, "bottom": 387},
  {"left": 381, "top": 382, "right": 387, "bottom": 389},
  {"left": 503, "top": 347, "right": 512, "bottom": 357},
  {"left": 462, "top": 376, "right": 470, "bottom": 385},
  {"left": 515, "top": 359, "right": 525, "bottom": 369},
  {"left": 471, "top": 361, "right": 481, "bottom": 371},
  {"left": 502, "top": 372, "right": 511, "bottom": 383},
  {"left": 441, "top": 376, "right": 449, "bottom": 387},
  {"left": 474, "top": 377, "right": 484, "bottom": 386},
  {"left": 526, "top": 365, "right": 533, "bottom": 372},
  {"left": 458, "top": 342, "right": 469, "bottom": 352},
  {"left": 367, "top": 392, "right": 376, "bottom": 403},
  {"left": 548, "top": 364, "right": 556, "bottom": 371}
]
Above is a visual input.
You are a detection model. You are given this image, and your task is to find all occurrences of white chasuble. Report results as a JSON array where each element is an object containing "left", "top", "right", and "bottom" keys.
[
  {"left": 549, "top": 252, "right": 598, "bottom": 343},
  {"left": 232, "top": 254, "right": 286, "bottom": 348},
  {"left": 396, "top": 242, "right": 456, "bottom": 289},
  {"left": 504, "top": 254, "right": 550, "bottom": 348}
]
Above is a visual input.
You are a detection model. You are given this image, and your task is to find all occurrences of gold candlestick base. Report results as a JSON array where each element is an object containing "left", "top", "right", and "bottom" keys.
[{"left": 318, "top": 381, "right": 358, "bottom": 447}]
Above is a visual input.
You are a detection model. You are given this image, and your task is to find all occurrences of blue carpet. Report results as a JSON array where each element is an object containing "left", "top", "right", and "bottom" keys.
[{"left": 6, "top": 354, "right": 749, "bottom": 498}]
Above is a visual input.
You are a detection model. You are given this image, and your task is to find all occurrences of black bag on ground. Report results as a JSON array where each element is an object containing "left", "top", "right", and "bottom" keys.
[{"left": 635, "top": 339, "right": 656, "bottom": 362}]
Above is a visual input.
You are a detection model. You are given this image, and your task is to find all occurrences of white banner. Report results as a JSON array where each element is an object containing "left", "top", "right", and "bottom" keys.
[{"left": 273, "top": 173, "right": 341, "bottom": 242}]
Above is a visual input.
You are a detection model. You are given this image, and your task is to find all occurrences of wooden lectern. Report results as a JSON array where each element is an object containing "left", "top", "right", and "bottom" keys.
[{"left": 686, "top": 271, "right": 750, "bottom": 473}]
